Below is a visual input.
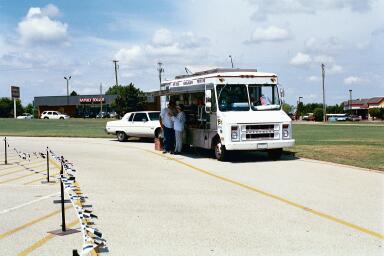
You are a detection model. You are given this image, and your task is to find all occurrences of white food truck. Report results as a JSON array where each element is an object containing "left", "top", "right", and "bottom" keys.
[{"left": 160, "top": 68, "right": 294, "bottom": 161}]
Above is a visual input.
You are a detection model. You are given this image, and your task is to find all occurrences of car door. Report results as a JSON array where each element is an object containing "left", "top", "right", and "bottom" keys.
[
  {"left": 131, "top": 113, "right": 150, "bottom": 137},
  {"left": 52, "top": 111, "right": 59, "bottom": 119},
  {"left": 122, "top": 113, "right": 135, "bottom": 135}
]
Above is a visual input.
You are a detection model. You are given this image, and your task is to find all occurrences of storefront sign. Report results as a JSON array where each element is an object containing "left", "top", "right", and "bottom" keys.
[
  {"left": 79, "top": 97, "right": 105, "bottom": 103},
  {"left": 11, "top": 86, "right": 20, "bottom": 99}
]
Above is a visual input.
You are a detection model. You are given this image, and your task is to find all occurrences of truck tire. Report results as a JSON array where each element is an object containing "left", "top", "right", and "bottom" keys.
[
  {"left": 44, "top": 117, "right": 49, "bottom": 119},
  {"left": 214, "top": 140, "right": 227, "bottom": 161},
  {"left": 116, "top": 131, "right": 128, "bottom": 142},
  {"left": 268, "top": 148, "right": 283, "bottom": 160}
]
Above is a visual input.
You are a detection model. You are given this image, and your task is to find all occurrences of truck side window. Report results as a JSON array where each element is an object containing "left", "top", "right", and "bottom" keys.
[{"left": 128, "top": 114, "right": 134, "bottom": 121}]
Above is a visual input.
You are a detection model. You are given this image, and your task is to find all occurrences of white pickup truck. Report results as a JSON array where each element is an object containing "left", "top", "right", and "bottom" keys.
[{"left": 105, "top": 111, "right": 162, "bottom": 142}]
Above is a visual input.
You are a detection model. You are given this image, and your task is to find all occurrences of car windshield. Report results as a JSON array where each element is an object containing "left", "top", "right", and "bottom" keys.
[
  {"left": 249, "top": 84, "right": 280, "bottom": 111},
  {"left": 216, "top": 84, "right": 250, "bottom": 111},
  {"left": 148, "top": 112, "right": 160, "bottom": 121}
]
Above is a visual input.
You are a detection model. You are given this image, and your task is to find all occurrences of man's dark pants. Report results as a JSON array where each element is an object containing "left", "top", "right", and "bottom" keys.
[{"left": 163, "top": 126, "right": 175, "bottom": 152}]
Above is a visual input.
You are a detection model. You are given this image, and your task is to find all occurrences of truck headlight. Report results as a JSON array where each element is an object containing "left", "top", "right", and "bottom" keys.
[
  {"left": 282, "top": 124, "right": 291, "bottom": 139},
  {"left": 231, "top": 126, "right": 240, "bottom": 141}
]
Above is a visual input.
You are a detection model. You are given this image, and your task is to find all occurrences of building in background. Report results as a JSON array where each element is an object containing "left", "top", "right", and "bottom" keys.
[
  {"left": 343, "top": 96, "right": 384, "bottom": 119},
  {"left": 34, "top": 94, "right": 118, "bottom": 118}
]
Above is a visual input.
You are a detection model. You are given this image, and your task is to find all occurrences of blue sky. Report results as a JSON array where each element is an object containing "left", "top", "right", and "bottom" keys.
[{"left": 0, "top": 0, "right": 383, "bottom": 105}]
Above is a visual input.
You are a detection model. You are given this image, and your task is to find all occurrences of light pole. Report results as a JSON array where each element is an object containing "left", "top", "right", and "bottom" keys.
[
  {"left": 113, "top": 60, "right": 119, "bottom": 86},
  {"left": 157, "top": 62, "right": 165, "bottom": 109},
  {"left": 229, "top": 55, "right": 234, "bottom": 68},
  {"left": 321, "top": 64, "right": 326, "bottom": 122},
  {"left": 64, "top": 76, "right": 71, "bottom": 106},
  {"left": 349, "top": 89, "right": 352, "bottom": 115}
]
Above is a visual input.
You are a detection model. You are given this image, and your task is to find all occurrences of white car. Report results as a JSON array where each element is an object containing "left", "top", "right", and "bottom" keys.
[
  {"left": 17, "top": 113, "right": 34, "bottom": 119},
  {"left": 40, "top": 111, "right": 70, "bottom": 120},
  {"left": 105, "top": 111, "right": 161, "bottom": 142}
]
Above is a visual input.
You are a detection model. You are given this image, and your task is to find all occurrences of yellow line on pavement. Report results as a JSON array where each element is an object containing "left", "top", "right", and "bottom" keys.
[
  {"left": 23, "top": 172, "right": 60, "bottom": 185},
  {"left": 0, "top": 158, "right": 45, "bottom": 172},
  {"left": 144, "top": 148, "right": 384, "bottom": 240},
  {"left": 16, "top": 219, "right": 80, "bottom": 256},
  {"left": 0, "top": 169, "right": 48, "bottom": 185},
  {"left": 0, "top": 205, "right": 72, "bottom": 240},
  {"left": 0, "top": 162, "right": 45, "bottom": 177}
]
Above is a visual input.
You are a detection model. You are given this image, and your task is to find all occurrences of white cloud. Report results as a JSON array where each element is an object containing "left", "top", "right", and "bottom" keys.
[
  {"left": 343, "top": 76, "right": 365, "bottom": 84},
  {"left": 248, "top": 0, "right": 375, "bottom": 20},
  {"left": 307, "top": 76, "right": 320, "bottom": 82},
  {"left": 115, "top": 46, "right": 143, "bottom": 65},
  {"left": 290, "top": 52, "right": 312, "bottom": 66},
  {"left": 304, "top": 36, "right": 344, "bottom": 54},
  {"left": 152, "top": 28, "right": 174, "bottom": 46},
  {"left": 246, "top": 26, "right": 291, "bottom": 43},
  {"left": 327, "top": 64, "right": 343, "bottom": 74},
  {"left": 18, "top": 4, "right": 68, "bottom": 45}
]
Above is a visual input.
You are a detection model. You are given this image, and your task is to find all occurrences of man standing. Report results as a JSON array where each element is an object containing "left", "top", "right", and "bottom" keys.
[
  {"left": 172, "top": 105, "right": 186, "bottom": 154},
  {"left": 160, "top": 100, "right": 176, "bottom": 153}
]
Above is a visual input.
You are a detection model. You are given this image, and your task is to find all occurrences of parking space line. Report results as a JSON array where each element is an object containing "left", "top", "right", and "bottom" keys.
[
  {"left": 0, "top": 205, "right": 72, "bottom": 240},
  {"left": 16, "top": 219, "right": 80, "bottom": 256},
  {"left": 0, "top": 162, "right": 45, "bottom": 177},
  {"left": 0, "top": 169, "right": 48, "bottom": 185},
  {"left": 0, "top": 192, "right": 59, "bottom": 215},
  {"left": 143, "top": 148, "right": 384, "bottom": 240},
  {"left": 0, "top": 158, "right": 45, "bottom": 172},
  {"left": 23, "top": 172, "right": 59, "bottom": 185}
]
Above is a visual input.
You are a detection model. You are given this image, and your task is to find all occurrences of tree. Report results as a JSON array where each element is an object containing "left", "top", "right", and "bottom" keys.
[
  {"left": 369, "top": 108, "right": 381, "bottom": 120},
  {"left": 282, "top": 103, "right": 293, "bottom": 114},
  {"left": 70, "top": 90, "right": 78, "bottom": 96},
  {"left": 0, "top": 98, "right": 23, "bottom": 117},
  {"left": 314, "top": 107, "right": 324, "bottom": 122},
  {"left": 24, "top": 103, "right": 34, "bottom": 114},
  {"left": 106, "top": 83, "right": 146, "bottom": 115}
]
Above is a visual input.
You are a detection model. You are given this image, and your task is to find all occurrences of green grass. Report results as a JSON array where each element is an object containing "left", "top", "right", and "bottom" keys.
[
  {"left": 0, "top": 118, "right": 113, "bottom": 138},
  {"left": 289, "top": 124, "right": 384, "bottom": 171},
  {"left": 0, "top": 118, "right": 383, "bottom": 171}
]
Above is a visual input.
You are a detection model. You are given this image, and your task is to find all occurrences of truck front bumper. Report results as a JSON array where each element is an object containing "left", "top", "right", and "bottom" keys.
[{"left": 224, "top": 139, "right": 295, "bottom": 151}]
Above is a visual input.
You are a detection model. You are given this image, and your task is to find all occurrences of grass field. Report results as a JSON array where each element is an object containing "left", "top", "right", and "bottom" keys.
[
  {"left": 287, "top": 124, "right": 384, "bottom": 171},
  {"left": 0, "top": 118, "right": 383, "bottom": 171}
]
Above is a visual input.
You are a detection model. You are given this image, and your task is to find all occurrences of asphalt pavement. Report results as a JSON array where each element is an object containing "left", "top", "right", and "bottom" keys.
[{"left": 0, "top": 137, "right": 383, "bottom": 255}]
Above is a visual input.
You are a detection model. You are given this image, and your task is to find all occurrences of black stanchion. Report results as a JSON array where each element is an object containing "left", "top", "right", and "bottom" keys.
[
  {"left": 46, "top": 147, "right": 50, "bottom": 182},
  {"left": 4, "top": 137, "right": 7, "bottom": 165},
  {"left": 60, "top": 156, "right": 66, "bottom": 232}
]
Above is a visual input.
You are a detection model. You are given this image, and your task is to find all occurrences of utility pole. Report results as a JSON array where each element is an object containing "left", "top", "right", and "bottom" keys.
[
  {"left": 297, "top": 96, "right": 303, "bottom": 120},
  {"left": 113, "top": 60, "right": 119, "bottom": 86},
  {"left": 157, "top": 62, "right": 164, "bottom": 89},
  {"left": 157, "top": 62, "right": 165, "bottom": 109},
  {"left": 321, "top": 63, "right": 326, "bottom": 122},
  {"left": 229, "top": 55, "right": 234, "bottom": 68},
  {"left": 349, "top": 89, "right": 352, "bottom": 115},
  {"left": 64, "top": 76, "right": 71, "bottom": 106},
  {"left": 100, "top": 83, "right": 103, "bottom": 114}
]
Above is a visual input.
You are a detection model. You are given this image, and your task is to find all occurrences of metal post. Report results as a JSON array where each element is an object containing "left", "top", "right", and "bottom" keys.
[
  {"left": 46, "top": 147, "right": 50, "bottom": 182},
  {"left": 4, "top": 137, "right": 7, "bottom": 165},
  {"left": 113, "top": 60, "right": 119, "bottom": 86},
  {"left": 349, "top": 89, "right": 352, "bottom": 115},
  {"left": 60, "top": 156, "right": 66, "bottom": 232},
  {"left": 321, "top": 63, "right": 326, "bottom": 122},
  {"left": 229, "top": 55, "right": 234, "bottom": 68},
  {"left": 13, "top": 98, "right": 17, "bottom": 119}
]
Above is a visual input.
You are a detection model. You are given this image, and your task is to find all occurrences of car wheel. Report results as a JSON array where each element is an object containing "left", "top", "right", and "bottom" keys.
[
  {"left": 116, "top": 131, "right": 128, "bottom": 142},
  {"left": 59, "top": 117, "right": 64, "bottom": 120},
  {"left": 44, "top": 117, "right": 49, "bottom": 119},
  {"left": 268, "top": 148, "right": 283, "bottom": 160},
  {"left": 214, "top": 140, "right": 227, "bottom": 161}
]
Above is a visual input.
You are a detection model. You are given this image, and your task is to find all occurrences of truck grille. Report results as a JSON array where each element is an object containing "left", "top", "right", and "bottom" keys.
[{"left": 241, "top": 124, "right": 279, "bottom": 141}]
